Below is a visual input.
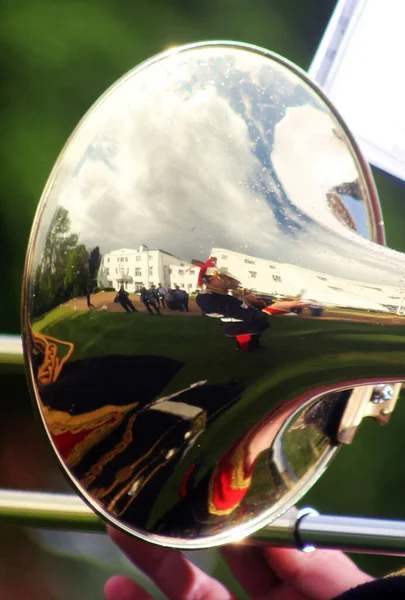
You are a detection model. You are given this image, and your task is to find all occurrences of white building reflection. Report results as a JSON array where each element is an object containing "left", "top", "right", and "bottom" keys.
[
  {"left": 98, "top": 245, "right": 194, "bottom": 291},
  {"left": 98, "top": 245, "right": 404, "bottom": 314}
]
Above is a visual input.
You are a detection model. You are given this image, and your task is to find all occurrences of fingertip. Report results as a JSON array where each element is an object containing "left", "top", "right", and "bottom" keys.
[{"left": 104, "top": 575, "right": 130, "bottom": 600}]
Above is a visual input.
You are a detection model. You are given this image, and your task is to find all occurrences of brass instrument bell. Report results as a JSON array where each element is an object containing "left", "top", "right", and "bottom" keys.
[{"left": 19, "top": 41, "right": 405, "bottom": 550}]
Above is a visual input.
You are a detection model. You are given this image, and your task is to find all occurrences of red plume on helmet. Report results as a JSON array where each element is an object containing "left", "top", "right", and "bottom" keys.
[{"left": 191, "top": 257, "right": 217, "bottom": 287}]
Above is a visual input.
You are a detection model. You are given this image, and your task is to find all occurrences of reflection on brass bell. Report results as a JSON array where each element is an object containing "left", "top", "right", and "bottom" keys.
[{"left": 21, "top": 41, "right": 405, "bottom": 550}]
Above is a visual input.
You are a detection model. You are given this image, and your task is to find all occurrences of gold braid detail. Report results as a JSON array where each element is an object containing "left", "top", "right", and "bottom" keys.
[
  {"left": 32, "top": 330, "right": 74, "bottom": 386},
  {"left": 386, "top": 567, "right": 405, "bottom": 578},
  {"left": 208, "top": 433, "right": 253, "bottom": 516}
]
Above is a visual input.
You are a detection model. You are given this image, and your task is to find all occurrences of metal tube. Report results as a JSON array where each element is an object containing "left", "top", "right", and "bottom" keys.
[
  {"left": 297, "top": 513, "right": 405, "bottom": 556},
  {"left": 0, "top": 335, "right": 24, "bottom": 366},
  {"left": 0, "top": 490, "right": 104, "bottom": 532},
  {"left": 2, "top": 490, "right": 405, "bottom": 556},
  {"left": 246, "top": 507, "right": 405, "bottom": 556}
]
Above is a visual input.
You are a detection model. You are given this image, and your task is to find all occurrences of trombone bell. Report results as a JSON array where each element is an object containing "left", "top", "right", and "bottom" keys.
[{"left": 20, "top": 41, "right": 405, "bottom": 550}]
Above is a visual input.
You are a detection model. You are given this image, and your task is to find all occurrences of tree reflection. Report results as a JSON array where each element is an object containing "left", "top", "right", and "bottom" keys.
[{"left": 32, "top": 207, "right": 101, "bottom": 317}]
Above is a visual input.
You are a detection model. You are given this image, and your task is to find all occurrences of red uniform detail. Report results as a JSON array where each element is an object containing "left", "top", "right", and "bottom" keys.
[
  {"left": 236, "top": 334, "right": 252, "bottom": 352},
  {"left": 262, "top": 306, "right": 287, "bottom": 315},
  {"left": 180, "top": 462, "right": 196, "bottom": 498},
  {"left": 208, "top": 434, "right": 256, "bottom": 515},
  {"left": 195, "top": 257, "right": 217, "bottom": 287},
  {"left": 210, "top": 456, "right": 252, "bottom": 512},
  {"left": 51, "top": 414, "right": 119, "bottom": 460}
]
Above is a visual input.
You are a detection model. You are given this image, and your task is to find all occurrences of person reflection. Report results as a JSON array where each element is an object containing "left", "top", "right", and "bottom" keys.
[
  {"left": 174, "top": 286, "right": 189, "bottom": 312},
  {"left": 164, "top": 288, "right": 176, "bottom": 310},
  {"left": 140, "top": 286, "right": 161, "bottom": 315},
  {"left": 72, "top": 379, "right": 245, "bottom": 526},
  {"left": 35, "top": 349, "right": 188, "bottom": 487},
  {"left": 171, "top": 393, "right": 331, "bottom": 535},
  {"left": 150, "top": 285, "right": 161, "bottom": 309},
  {"left": 157, "top": 283, "right": 167, "bottom": 308},
  {"left": 114, "top": 285, "right": 137, "bottom": 313},
  {"left": 85, "top": 287, "right": 96, "bottom": 310},
  {"left": 195, "top": 256, "right": 308, "bottom": 351},
  {"left": 208, "top": 404, "right": 298, "bottom": 516}
]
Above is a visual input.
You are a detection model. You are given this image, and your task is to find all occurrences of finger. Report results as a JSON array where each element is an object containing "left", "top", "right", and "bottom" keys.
[
  {"left": 104, "top": 575, "right": 153, "bottom": 600},
  {"left": 221, "top": 545, "right": 305, "bottom": 600},
  {"left": 221, "top": 545, "right": 280, "bottom": 598},
  {"left": 108, "top": 526, "right": 236, "bottom": 600},
  {"left": 262, "top": 547, "right": 374, "bottom": 600}
]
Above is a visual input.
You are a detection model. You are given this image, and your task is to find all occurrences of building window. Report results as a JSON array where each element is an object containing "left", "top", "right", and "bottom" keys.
[
  {"left": 107, "top": 257, "right": 110, "bottom": 263},
  {"left": 317, "top": 276, "right": 327, "bottom": 281},
  {"left": 190, "top": 269, "right": 195, "bottom": 274},
  {"left": 149, "top": 267, "right": 153, "bottom": 276},
  {"left": 221, "top": 254, "right": 228, "bottom": 260},
  {"left": 181, "top": 283, "right": 185, "bottom": 288},
  {"left": 244, "top": 258, "right": 255, "bottom": 264},
  {"left": 136, "top": 256, "right": 141, "bottom": 262},
  {"left": 248, "top": 271, "right": 257, "bottom": 278},
  {"left": 187, "top": 284, "right": 192, "bottom": 289},
  {"left": 135, "top": 268, "right": 141, "bottom": 276},
  {"left": 178, "top": 269, "right": 184, "bottom": 276},
  {"left": 169, "top": 268, "right": 172, "bottom": 274},
  {"left": 269, "top": 265, "right": 275, "bottom": 269},
  {"left": 126, "top": 268, "right": 129, "bottom": 275},
  {"left": 272, "top": 275, "right": 282, "bottom": 282},
  {"left": 105, "top": 268, "right": 109, "bottom": 276},
  {"left": 125, "top": 257, "right": 128, "bottom": 262},
  {"left": 115, "top": 268, "right": 118, "bottom": 274}
]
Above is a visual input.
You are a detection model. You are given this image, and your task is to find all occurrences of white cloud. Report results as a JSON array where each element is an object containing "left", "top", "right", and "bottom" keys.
[{"left": 34, "top": 45, "right": 405, "bottom": 292}]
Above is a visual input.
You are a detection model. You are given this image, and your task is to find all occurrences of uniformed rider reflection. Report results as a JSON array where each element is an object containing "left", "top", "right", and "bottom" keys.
[
  {"left": 177, "top": 393, "right": 331, "bottom": 527},
  {"left": 195, "top": 256, "right": 309, "bottom": 352}
]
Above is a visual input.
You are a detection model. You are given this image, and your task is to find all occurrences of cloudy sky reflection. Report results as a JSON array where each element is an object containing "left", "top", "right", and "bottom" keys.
[{"left": 38, "top": 45, "right": 405, "bottom": 289}]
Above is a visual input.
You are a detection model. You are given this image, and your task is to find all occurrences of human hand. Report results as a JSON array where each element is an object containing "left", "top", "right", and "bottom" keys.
[{"left": 104, "top": 526, "right": 373, "bottom": 600}]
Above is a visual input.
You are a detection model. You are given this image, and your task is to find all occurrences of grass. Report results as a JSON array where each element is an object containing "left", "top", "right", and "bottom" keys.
[{"left": 32, "top": 306, "right": 82, "bottom": 332}]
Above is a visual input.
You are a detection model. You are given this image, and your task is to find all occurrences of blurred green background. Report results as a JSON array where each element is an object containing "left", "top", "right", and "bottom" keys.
[{"left": 2, "top": 0, "right": 405, "bottom": 597}]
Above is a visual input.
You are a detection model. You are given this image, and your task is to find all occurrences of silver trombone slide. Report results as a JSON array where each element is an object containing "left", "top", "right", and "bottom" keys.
[
  {"left": 1, "top": 489, "right": 405, "bottom": 557},
  {"left": 0, "top": 335, "right": 24, "bottom": 368}
]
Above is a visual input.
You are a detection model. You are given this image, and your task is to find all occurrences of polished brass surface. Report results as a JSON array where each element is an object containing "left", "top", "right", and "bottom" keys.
[{"left": 22, "top": 42, "right": 405, "bottom": 549}]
